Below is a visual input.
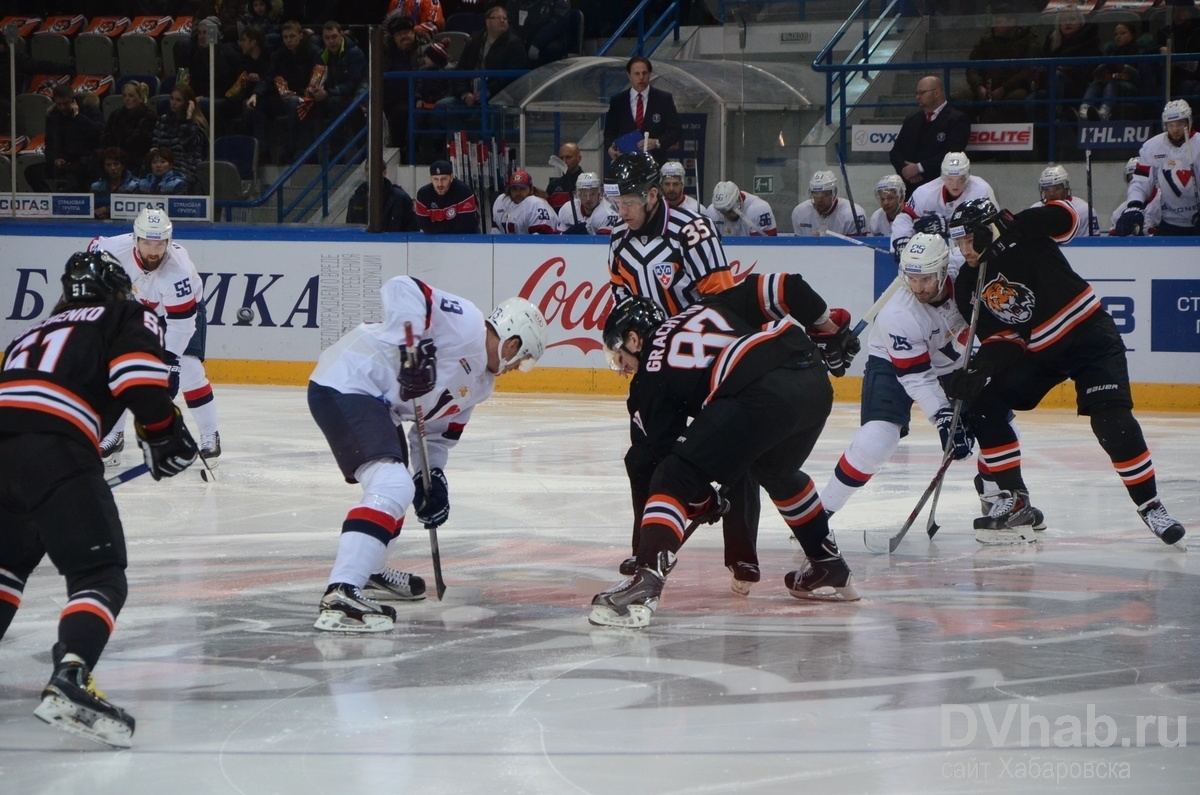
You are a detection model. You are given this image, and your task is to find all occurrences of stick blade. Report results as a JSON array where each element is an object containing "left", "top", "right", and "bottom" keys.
[{"left": 863, "top": 530, "right": 893, "bottom": 554}]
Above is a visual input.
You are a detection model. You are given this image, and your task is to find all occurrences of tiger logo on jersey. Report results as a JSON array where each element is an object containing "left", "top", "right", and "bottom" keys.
[{"left": 981, "top": 273, "right": 1035, "bottom": 325}]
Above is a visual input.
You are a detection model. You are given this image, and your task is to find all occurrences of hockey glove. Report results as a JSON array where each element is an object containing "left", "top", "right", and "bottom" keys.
[
  {"left": 135, "top": 405, "right": 199, "bottom": 481},
  {"left": 913, "top": 212, "right": 947, "bottom": 238},
  {"left": 412, "top": 467, "right": 449, "bottom": 528},
  {"left": 687, "top": 485, "right": 730, "bottom": 525},
  {"left": 398, "top": 338, "right": 437, "bottom": 402},
  {"left": 562, "top": 221, "right": 589, "bottom": 235},
  {"left": 974, "top": 209, "right": 1019, "bottom": 259},
  {"left": 1113, "top": 202, "right": 1144, "bottom": 237},
  {"left": 933, "top": 406, "right": 974, "bottom": 460},
  {"left": 810, "top": 308, "right": 861, "bottom": 377},
  {"left": 944, "top": 365, "right": 990, "bottom": 403},
  {"left": 163, "top": 351, "right": 181, "bottom": 399}
]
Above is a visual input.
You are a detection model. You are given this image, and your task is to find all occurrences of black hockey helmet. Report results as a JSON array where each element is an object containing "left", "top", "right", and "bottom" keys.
[
  {"left": 605, "top": 152, "right": 661, "bottom": 200},
  {"left": 603, "top": 296, "right": 666, "bottom": 353},
  {"left": 948, "top": 198, "right": 1016, "bottom": 255},
  {"left": 61, "top": 250, "right": 132, "bottom": 303}
]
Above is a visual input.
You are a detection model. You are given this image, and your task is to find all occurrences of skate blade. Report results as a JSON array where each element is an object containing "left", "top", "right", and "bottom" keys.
[
  {"left": 731, "top": 578, "right": 752, "bottom": 597},
  {"left": 34, "top": 695, "right": 133, "bottom": 749},
  {"left": 313, "top": 610, "right": 394, "bottom": 633},
  {"left": 1173, "top": 539, "right": 1188, "bottom": 552},
  {"left": 363, "top": 585, "right": 427, "bottom": 602},
  {"left": 102, "top": 453, "right": 122, "bottom": 468},
  {"left": 975, "top": 527, "right": 1038, "bottom": 545},
  {"left": 788, "top": 577, "right": 861, "bottom": 603},
  {"left": 587, "top": 604, "right": 652, "bottom": 628}
]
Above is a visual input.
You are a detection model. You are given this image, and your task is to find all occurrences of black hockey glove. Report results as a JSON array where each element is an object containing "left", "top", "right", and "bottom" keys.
[
  {"left": 561, "top": 221, "right": 589, "bottom": 235},
  {"left": 163, "top": 351, "right": 181, "bottom": 399},
  {"left": 687, "top": 485, "right": 730, "bottom": 525},
  {"left": 974, "top": 209, "right": 1019, "bottom": 259},
  {"left": 933, "top": 406, "right": 974, "bottom": 460},
  {"left": 810, "top": 308, "right": 860, "bottom": 377},
  {"left": 412, "top": 467, "right": 449, "bottom": 528},
  {"left": 135, "top": 405, "right": 199, "bottom": 481},
  {"left": 944, "top": 365, "right": 991, "bottom": 403},
  {"left": 398, "top": 338, "right": 437, "bottom": 402},
  {"left": 1113, "top": 202, "right": 1144, "bottom": 237},
  {"left": 913, "top": 212, "right": 947, "bottom": 238}
]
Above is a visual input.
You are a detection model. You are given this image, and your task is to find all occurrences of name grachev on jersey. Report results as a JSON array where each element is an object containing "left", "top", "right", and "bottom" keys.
[{"left": 643, "top": 304, "right": 734, "bottom": 373}]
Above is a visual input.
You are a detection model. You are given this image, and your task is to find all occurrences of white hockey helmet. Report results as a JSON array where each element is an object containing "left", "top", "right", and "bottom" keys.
[
  {"left": 809, "top": 170, "right": 838, "bottom": 198},
  {"left": 134, "top": 207, "right": 172, "bottom": 242},
  {"left": 576, "top": 172, "right": 602, "bottom": 190},
  {"left": 899, "top": 232, "right": 950, "bottom": 293},
  {"left": 487, "top": 297, "right": 549, "bottom": 372},
  {"left": 875, "top": 173, "right": 905, "bottom": 199},
  {"left": 941, "top": 152, "right": 970, "bottom": 179},
  {"left": 1038, "top": 164, "right": 1070, "bottom": 201},
  {"left": 1124, "top": 157, "right": 1138, "bottom": 184},
  {"left": 661, "top": 160, "right": 686, "bottom": 179},
  {"left": 1162, "top": 99, "right": 1192, "bottom": 127},
  {"left": 712, "top": 181, "right": 743, "bottom": 213}
]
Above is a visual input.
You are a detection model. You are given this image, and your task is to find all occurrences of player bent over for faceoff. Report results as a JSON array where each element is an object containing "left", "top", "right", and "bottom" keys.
[
  {"left": 591, "top": 287, "right": 862, "bottom": 629},
  {"left": 307, "top": 276, "right": 548, "bottom": 632},
  {"left": 945, "top": 198, "right": 1187, "bottom": 547},
  {"left": 0, "top": 252, "right": 198, "bottom": 748}
]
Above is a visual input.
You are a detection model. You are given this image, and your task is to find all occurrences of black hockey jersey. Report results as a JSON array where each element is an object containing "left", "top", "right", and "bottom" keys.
[
  {"left": 954, "top": 202, "right": 1104, "bottom": 375},
  {"left": 626, "top": 273, "right": 829, "bottom": 458},
  {"left": 609, "top": 199, "right": 733, "bottom": 317},
  {"left": 0, "top": 300, "right": 175, "bottom": 453}
]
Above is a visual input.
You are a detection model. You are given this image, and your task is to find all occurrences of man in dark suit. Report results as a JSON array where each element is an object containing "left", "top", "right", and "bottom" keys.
[
  {"left": 889, "top": 75, "right": 971, "bottom": 193},
  {"left": 604, "top": 56, "right": 682, "bottom": 165}
]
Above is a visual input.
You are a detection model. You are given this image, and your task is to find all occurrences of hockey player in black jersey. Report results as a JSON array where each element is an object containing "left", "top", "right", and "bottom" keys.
[
  {"left": 946, "top": 199, "right": 1187, "bottom": 547},
  {"left": 589, "top": 278, "right": 863, "bottom": 628},
  {"left": 0, "top": 251, "right": 198, "bottom": 748}
]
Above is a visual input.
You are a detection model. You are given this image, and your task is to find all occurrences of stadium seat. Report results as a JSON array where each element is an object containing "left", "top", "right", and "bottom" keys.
[
  {"left": 118, "top": 34, "right": 160, "bottom": 77},
  {"left": 215, "top": 134, "right": 259, "bottom": 184},
  {"left": 74, "top": 33, "right": 116, "bottom": 75},
  {"left": 16, "top": 93, "right": 52, "bottom": 138},
  {"left": 30, "top": 32, "right": 73, "bottom": 71}
]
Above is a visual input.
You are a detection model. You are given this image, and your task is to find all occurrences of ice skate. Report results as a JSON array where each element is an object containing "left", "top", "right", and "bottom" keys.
[
  {"left": 199, "top": 431, "right": 221, "bottom": 465},
  {"left": 364, "top": 567, "right": 427, "bottom": 601},
  {"left": 314, "top": 583, "right": 397, "bottom": 632},
  {"left": 974, "top": 490, "right": 1041, "bottom": 544},
  {"left": 100, "top": 430, "right": 124, "bottom": 468},
  {"left": 729, "top": 562, "right": 760, "bottom": 596},
  {"left": 1137, "top": 498, "right": 1187, "bottom": 548},
  {"left": 619, "top": 552, "right": 677, "bottom": 577},
  {"left": 976, "top": 475, "right": 1044, "bottom": 530},
  {"left": 33, "top": 656, "right": 135, "bottom": 749},
  {"left": 785, "top": 553, "right": 860, "bottom": 602},
  {"left": 589, "top": 551, "right": 672, "bottom": 628}
]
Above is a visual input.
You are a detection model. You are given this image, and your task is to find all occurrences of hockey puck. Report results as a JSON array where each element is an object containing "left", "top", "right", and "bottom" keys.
[{"left": 236, "top": 306, "right": 254, "bottom": 323}]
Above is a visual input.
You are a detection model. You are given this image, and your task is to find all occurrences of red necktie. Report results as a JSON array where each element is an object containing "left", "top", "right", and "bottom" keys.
[
  {"left": 925, "top": 112, "right": 934, "bottom": 123},
  {"left": 635, "top": 93, "right": 644, "bottom": 130}
]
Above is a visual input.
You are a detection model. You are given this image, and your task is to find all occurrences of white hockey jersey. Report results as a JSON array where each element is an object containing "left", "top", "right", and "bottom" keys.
[
  {"left": 556, "top": 196, "right": 622, "bottom": 234},
  {"left": 703, "top": 192, "right": 778, "bottom": 236},
  {"left": 1111, "top": 191, "right": 1163, "bottom": 234},
  {"left": 491, "top": 194, "right": 558, "bottom": 234},
  {"left": 889, "top": 176, "right": 997, "bottom": 250},
  {"left": 1029, "top": 196, "right": 1098, "bottom": 239},
  {"left": 1127, "top": 130, "right": 1200, "bottom": 229},
  {"left": 869, "top": 207, "right": 898, "bottom": 236},
  {"left": 309, "top": 276, "right": 494, "bottom": 472},
  {"left": 866, "top": 283, "right": 970, "bottom": 421},
  {"left": 668, "top": 195, "right": 702, "bottom": 214},
  {"left": 88, "top": 232, "right": 201, "bottom": 358},
  {"left": 790, "top": 198, "right": 867, "bottom": 237}
]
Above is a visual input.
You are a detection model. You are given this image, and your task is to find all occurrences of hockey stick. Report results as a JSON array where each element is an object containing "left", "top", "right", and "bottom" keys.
[
  {"left": 198, "top": 453, "right": 216, "bottom": 483},
  {"left": 1085, "top": 147, "right": 1096, "bottom": 236},
  {"left": 825, "top": 230, "right": 891, "bottom": 255},
  {"left": 404, "top": 322, "right": 447, "bottom": 601},
  {"left": 835, "top": 143, "right": 866, "bottom": 235},
  {"left": 107, "top": 463, "right": 149, "bottom": 488}
]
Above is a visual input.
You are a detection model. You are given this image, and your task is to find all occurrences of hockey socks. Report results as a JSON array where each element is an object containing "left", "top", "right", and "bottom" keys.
[
  {"left": 773, "top": 478, "right": 833, "bottom": 558},
  {"left": 1090, "top": 409, "right": 1158, "bottom": 506},
  {"left": 821, "top": 420, "right": 901, "bottom": 513}
]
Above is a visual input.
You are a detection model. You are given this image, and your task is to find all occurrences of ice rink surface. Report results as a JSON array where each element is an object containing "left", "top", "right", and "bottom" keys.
[{"left": 1, "top": 385, "right": 1197, "bottom": 794}]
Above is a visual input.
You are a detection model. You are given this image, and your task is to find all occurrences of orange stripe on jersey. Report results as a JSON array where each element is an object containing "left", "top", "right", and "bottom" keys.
[
  {"left": 1123, "top": 469, "right": 1155, "bottom": 486},
  {"left": 110, "top": 352, "right": 164, "bottom": 370},
  {"left": 696, "top": 269, "right": 734, "bottom": 295},
  {"left": 1046, "top": 199, "right": 1078, "bottom": 243},
  {"left": 61, "top": 601, "right": 115, "bottom": 633},
  {"left": 1029, "top": 288, "right": 1099, "bottom": 351},
  {"left": 706, "top": 322, "right": 793, "bottom": 400},
  {"left": 347, "top": 506, "right": 396, "bottom": 530},
  {"left": 0, "top": 589, "right": 20, "bottom": 607},
  {"left": 1113, "top": 451, "right": 1151, "bottom": 471}
]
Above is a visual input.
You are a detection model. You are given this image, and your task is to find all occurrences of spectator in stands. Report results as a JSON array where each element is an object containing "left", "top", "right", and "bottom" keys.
[
  {"left": 544, "top": 141, "right": 582, "bottom": 210},
  {"left": 889, "top": 75, "right": 971, "bottom": 193},
  {"left": 660, "top": 160, "right": 701, "bottom": 212},
  {"left": 387, "top": 0, "right": 446, "bottom": 32},
  {"left": 138, "top": 147, "right": 190, "bottom": 195},
  {"left": 152, "top": 84, "right": 210, "bottom": 193},
  {"left": 382, "top": 14, "right": 423, "bottom": 160},
  {"left": 1079, "top": 21, "right": 1156, "bottom": 121},
  {"left": 604, "top": 56, "right": 682, "bottom": 165},
  {"left": 305, "top": 22, "right": 368, "bottom": 146},
  {"left": 415, "top": 159, "right": 481, "bottom": 233},
  {"left": 229, "top": 26, "right": 272, "bottom": 141},
  {"left": 1154, "top": 0, "right": 1200, "bottom": 103},
  {"left": 492, "top": 169, "right": 557, "bottom": 233},
  {"left": 246, "top": 20, "right": 316, "bottom": 165},
  {"left": 91, "top": 148, "right": 139, "bottom": 220},
  {"left": 241, "top": 0, "right": 283, "bottom": 43},
  {"left": 1033, "top": 4, "right": 1100, "bottom": 109},
  {"left": 507, "top": 0, "right": 574, "bottom": 66},
  {"left": 174, "top": 17, "right": 243, "bottom": 119},
  {"left": 956, "top": 6, "right": 1040, "bottom": 123},
  {"left": 346, "top": 166, "right": 421, "bottom": 231},
  {"left": 99, "top": 80, "right": 158, "bottom": 177},
  {"left": 415, "top": 40, "right": 454, "bottom": 163},
  {"left": 198, "top": 0, "right": 249, "bottom": 29},
  {"left": 24, "top": 85, "right": 104, "bottom": 193}
]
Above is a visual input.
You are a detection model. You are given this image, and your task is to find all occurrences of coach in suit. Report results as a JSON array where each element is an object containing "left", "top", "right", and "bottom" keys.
[
  {"left": 603, "top": 56, "right": 682, "bottom": 164},
  {"left": 889, "top": 75, "right": 971, "bottom": 192}
]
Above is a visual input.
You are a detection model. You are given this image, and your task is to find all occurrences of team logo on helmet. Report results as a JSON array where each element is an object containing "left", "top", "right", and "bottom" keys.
[
  {"left": 652, "top": 261, "right": 676, "bottom": 287},
  {"left": 981, "top": 274, "right": 1035, "bottom": 325}
]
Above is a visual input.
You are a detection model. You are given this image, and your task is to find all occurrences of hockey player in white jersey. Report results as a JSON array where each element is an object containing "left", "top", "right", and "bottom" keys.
[
  {"left": 869, "top": 174, "right": 906, "bottom": 235},
  {"left": 308, "top": 277, "right": 548, "bottom": 631},
  {"left": 660, "top": 160, "right": 701, "bottom": 213},
  {"left": 889, "top": 152, "right": 996, "bottom": 257},
  {"left": 1111, "top": 157, "right": 1161, "bottom": 235},
  {"left": 491, "top": 170, "right": 558, "bottom": 234},
  {"left": 557, "top": 171, "right": 621, "bottom": 234},
  {"left": 790, "top": 170, "right": 867, "bottom": 236},
  {"left": 705, "top": 180, "right": 778, "bottom": 236},
  {"left": 89, "top": 208, "right": 222, "bottom": 466},
  {"left": 1028, "top": 164, "right": 1097, "bottom": 239},
  {"left": 1116, "top": 100, "right": 1199, "bottom": 236}
]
